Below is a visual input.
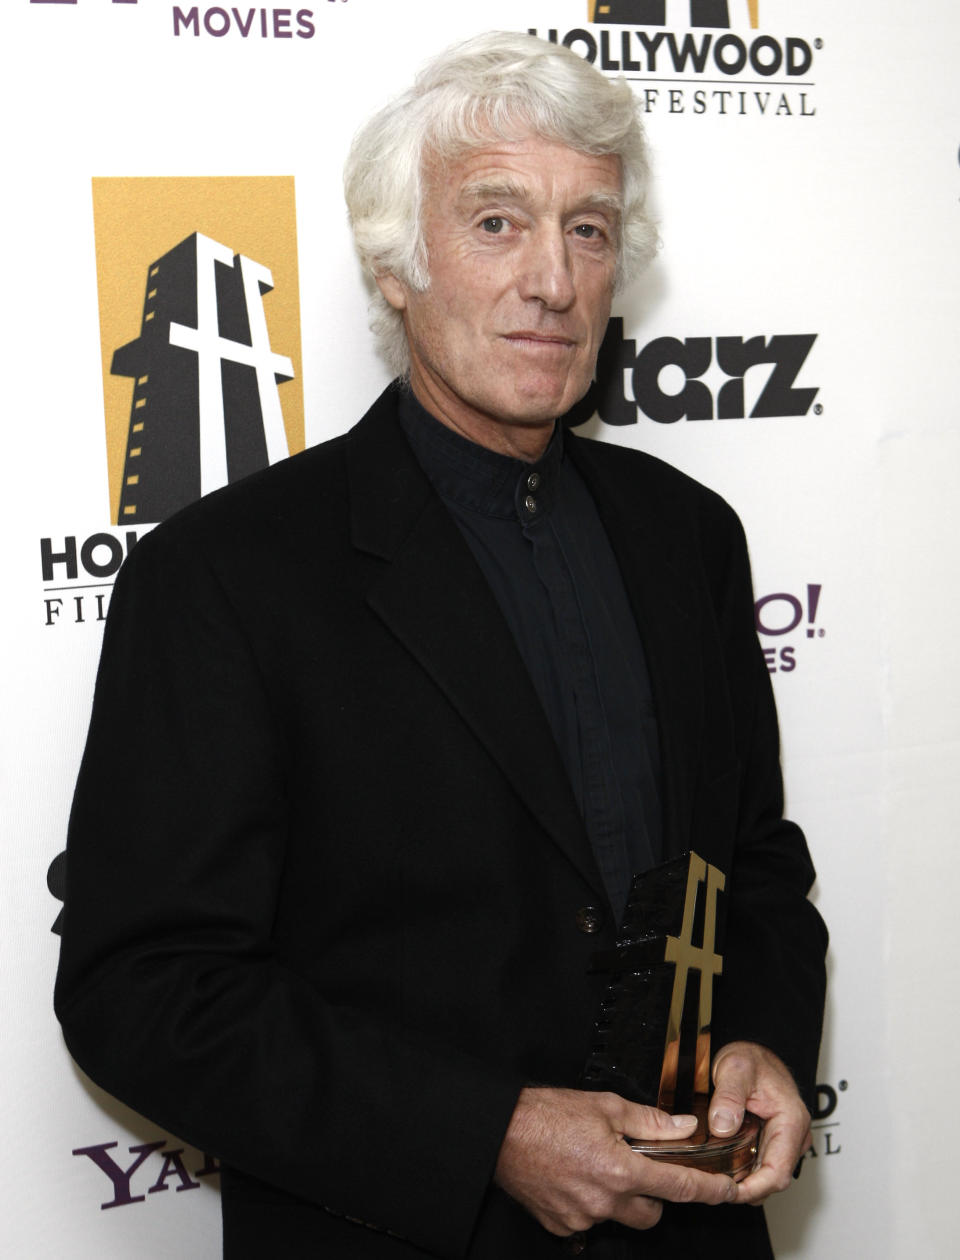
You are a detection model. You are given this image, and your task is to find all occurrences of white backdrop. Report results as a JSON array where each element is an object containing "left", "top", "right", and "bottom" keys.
[{"left": 3, "top": 1, "right": 959, "bottom": 1255}]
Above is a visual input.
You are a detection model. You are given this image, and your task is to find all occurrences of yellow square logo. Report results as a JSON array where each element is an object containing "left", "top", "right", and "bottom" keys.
[{"left": 92, "top": 177, "right": 305, "bottom": 524}]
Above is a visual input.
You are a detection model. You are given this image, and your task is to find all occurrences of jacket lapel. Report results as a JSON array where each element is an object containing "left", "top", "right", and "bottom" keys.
[{"left": 346, "top": 388, "right": 606, "bottom": 901}]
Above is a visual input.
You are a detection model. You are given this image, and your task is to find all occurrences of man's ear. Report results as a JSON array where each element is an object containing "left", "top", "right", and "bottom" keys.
[{"left": 376, "top": 273, "right": 408, "bottom": 312}]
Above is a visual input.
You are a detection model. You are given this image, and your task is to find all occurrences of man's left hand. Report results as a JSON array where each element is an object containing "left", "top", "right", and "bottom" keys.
[{"left": 709, "top": 1041, "right": 812, "bottom": 1205}]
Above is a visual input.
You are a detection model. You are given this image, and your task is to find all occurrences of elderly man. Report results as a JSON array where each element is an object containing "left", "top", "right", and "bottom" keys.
[{"left": 56, "top": 31, "right": 826, "bottom": 1260}]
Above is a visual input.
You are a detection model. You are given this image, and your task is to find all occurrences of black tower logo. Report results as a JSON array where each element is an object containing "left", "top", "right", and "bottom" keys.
[
  {"left": 589, "top": 2, "right": 760, "bottom": 27},
  {"left": 111, "top": 232, "right": 294, "bottom": 524}
]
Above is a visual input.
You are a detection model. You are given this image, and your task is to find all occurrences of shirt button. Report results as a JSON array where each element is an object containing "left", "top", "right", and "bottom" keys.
[
  {"left": 526, "top": 471, "right": 541, "bottom": 492},
  {"left": 563, "top": 1233, "right": 588, "bottom": 1255},
  {"left": 575, "top": 906, "right": 603, "bottom": 935},
  {"left": 524, "top": 494, "right": 538, "bottom": 514}
]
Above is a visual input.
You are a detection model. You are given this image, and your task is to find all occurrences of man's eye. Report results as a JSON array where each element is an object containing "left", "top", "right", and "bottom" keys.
[
  {"left": 574, "top": 224, "right": 601, "bottom": 239},
  {"left": 481, "top": 217, "right": 506, "bottom": 234}
]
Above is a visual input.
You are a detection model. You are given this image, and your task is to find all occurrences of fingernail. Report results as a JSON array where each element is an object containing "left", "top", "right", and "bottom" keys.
[
  {"left": 712, "top": 1109, "right": 737, "bottom": 1134},
  {"left": 670, "top": 1113, "right": 697, "bottom": 1129},
  {"left": 727, "top": 1180, "right": 738, "bottom": 1202}
]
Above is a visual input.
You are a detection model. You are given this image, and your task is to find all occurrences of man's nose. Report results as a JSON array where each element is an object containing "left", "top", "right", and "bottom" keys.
[{"left": 515, "top": 227, "right": 575, "bottom": 310}]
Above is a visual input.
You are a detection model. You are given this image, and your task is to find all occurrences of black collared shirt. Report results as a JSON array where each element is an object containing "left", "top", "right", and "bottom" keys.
[{"left": 398, "top": 390, "right": 661, "bottom": 920}]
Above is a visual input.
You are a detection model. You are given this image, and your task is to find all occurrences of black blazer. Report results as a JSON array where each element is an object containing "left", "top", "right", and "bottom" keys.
[{"left": 56, "top": 384, "right": 826, "bottom": 1259}]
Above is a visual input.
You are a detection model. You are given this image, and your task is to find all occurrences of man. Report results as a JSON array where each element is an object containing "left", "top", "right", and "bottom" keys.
[{"left": 55, "top": 31, "right": 827, "bottom": 1260}]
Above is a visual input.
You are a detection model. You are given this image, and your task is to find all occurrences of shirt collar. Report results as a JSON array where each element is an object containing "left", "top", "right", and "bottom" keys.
[{"left": 397, "top": 387, "right": 563, "bottom": 523}]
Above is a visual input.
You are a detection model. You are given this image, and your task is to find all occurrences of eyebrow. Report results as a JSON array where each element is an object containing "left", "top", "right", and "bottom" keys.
[
  {"left": 457, "top": 180, "right": 623, "bottom": 221},
  {"left": 458, "top": 179, "right": 530, "bottom": 205}
]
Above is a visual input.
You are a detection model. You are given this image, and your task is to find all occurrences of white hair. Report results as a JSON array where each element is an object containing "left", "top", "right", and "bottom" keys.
[{"left": 343, "top": 31, "right": 657, "bottom": 376}]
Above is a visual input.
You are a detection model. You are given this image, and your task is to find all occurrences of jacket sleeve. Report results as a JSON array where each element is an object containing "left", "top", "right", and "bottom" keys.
[
  {"left": 54, "top": 519, "right": 523, "bottom": 1259},
  {"left": 700, "top": 499, "right": 828, "bottom": 1110}
]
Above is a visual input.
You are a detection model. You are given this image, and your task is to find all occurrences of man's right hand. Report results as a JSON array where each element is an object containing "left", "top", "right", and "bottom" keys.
[{"left": 493, "top": 1086, "right": 737, "bottom": 1237}]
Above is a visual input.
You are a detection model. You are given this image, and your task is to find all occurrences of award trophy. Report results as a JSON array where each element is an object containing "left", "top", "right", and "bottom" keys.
[{"left": 582, "top": 851, "right": 761, "bottom": 1179}]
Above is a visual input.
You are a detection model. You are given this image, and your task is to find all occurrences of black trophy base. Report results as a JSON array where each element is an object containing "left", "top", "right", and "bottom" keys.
[{"left": 626, "top": 1095, "right": 762, "bottom": 1181}]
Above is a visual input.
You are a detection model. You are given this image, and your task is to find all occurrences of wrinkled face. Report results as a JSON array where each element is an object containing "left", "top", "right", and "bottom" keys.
[{"left": 377, "top": 136, "right": 622, "bottom": 458}]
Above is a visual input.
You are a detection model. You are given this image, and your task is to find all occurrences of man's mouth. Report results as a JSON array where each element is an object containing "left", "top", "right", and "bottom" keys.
[{"left": 502, "top": 331, "right": 576, "bottom": 348}]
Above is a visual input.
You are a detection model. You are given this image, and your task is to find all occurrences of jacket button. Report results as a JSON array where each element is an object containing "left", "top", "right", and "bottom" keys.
[
  {"left": 575, "top": 906, "right": 603, "bottom": 934},
  {"left": 563, "top": 1233, "right": 587, "bottom": 1255}
]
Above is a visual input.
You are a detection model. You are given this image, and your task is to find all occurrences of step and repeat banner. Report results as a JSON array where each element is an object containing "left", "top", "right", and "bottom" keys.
[{"left": 3, "top": 1, "right": 958, "bottom": 1255}]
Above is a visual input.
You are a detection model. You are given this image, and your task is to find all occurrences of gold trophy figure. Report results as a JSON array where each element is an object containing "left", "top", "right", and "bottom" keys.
[{"left": 583, "top": 852, "right": 761, "bottom": 1179}]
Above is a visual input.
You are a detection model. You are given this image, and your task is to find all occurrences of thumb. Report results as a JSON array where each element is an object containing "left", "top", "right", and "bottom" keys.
[
  {"left": 615, "top": 1099, "right": 698, "bottom": 1143},
  {"left": 709, "top": 1055, "right": 750, "bottom": 1137}
]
